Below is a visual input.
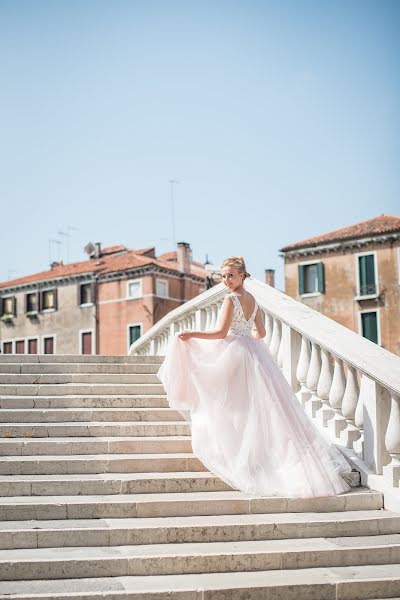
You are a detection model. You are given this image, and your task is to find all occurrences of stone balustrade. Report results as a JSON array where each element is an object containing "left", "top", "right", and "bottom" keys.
[{"left": 129, "top": 278, "right": 400, "bottom": 500}]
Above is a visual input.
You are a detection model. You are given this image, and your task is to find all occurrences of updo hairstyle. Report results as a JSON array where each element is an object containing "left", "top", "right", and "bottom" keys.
[{"left": 221, "top": 256, "right": 251, "bottom": 280}]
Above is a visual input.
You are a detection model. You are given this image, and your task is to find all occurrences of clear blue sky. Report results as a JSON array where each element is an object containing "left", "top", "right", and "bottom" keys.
[{"left": 1, "top": 0, "right": 399, "bottom": 291}]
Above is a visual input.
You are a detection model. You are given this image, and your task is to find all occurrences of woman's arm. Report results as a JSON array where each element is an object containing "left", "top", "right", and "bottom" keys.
[
  {"left": 178, "top": 296, "right": 234, "bottom": 341},
  {"left": 252, "top": 307, "right": 266, "bottom": 339}
]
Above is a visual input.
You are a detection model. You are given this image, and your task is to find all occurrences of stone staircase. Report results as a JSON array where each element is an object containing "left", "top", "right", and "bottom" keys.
[{"left": 0, "top": 355, "right": 400, "bottom": 599}]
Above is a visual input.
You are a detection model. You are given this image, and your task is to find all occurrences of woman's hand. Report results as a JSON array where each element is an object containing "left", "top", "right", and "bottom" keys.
[{"left": 178, "top": 330, "right": 193, "bottom": 341}]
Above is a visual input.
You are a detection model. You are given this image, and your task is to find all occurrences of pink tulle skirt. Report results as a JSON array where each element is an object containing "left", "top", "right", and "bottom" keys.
[{"left": 157, "top": 332, "right": 351, "bottom": 498}]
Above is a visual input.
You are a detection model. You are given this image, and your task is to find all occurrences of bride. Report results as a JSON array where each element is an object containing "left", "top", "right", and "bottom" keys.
[{"left": 157, "top": 256, "right": 352, "bottom": 498}]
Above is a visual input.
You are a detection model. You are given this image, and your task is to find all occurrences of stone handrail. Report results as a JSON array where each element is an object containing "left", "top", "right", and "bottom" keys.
[{"left": 129, "top": 278, "right": 400, "bottom": 503}]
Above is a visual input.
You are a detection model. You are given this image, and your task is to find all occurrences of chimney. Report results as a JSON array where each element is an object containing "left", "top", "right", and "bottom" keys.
[
  {"left": 265, "top": 269, "right": 275, "bottom": 287},
  {"left": 177, "top": 242, "right": 192, "bottom": 275},
  {"left": 94, "top": 242, "right": 101, "bottom": 259}
]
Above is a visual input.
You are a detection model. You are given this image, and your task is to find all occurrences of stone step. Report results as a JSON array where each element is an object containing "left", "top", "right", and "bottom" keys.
[
  {"left": 0, "top": 564, "right": 399, "bottom": 600},
  {"left": 0, "top": 471, "right": 228, "bottom": 497},
  {"left": 0, "top": 510, "right": 398, "bottom": 550},
  {"left": 0, "top": 436, "right": 193, "bottom": 458},
  {"left": 0, "top": 453, "right": 204, "bottom": 475},
  {"left": 0, "top": 421, "right": 190, "bottom": 438},
  {"left": 0, "top": 383, "right": 164, "bottom": 396},
  {"left": 1, "top": 534, "right": 400, "bottom": 580},
  {"left": 0, "top": 363, "right": 161, "bottom": 374},
  {"left": 0, "top": 407, "right": 179, "bottom": 422},
  {"left": 0, "top": 489, "right": 383, "bottom": 521},
  {"left": 0, "top": 395, "right": 168, "bottom": 409},
  {"left": 0, "top": 355, "right": 164, "bottom": 364},
  {"left": 0, "top": 373, "right": 160, "bottom": 384}
]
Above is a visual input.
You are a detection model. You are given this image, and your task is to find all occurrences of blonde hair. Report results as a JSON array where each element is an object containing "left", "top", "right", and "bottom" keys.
[{"left": 221, "top": 256, "right": 251, "bottom": 280}]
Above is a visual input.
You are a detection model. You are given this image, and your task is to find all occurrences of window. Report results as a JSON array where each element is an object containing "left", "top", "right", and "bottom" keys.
[
  {"left": 358, "top": 254, "right": 376, "bottom": 296},
  {"left": 26, "top": 293, "right": 38, "bottom": 313},
  {"left": 43, "top": 336, "right": 54, "bottom": 354},
  {"left": 80, "top": 331, "right": 93, "bottom": 354},
  {"left": 361, "top": 311, "right": 378, "bottom": 344},
  {"left": 41, "top": 289, "right": 57, "bottom": 310},
  {"left": 28, "top": 339, "right": 38, "bottom": 354},
  {"left": 127, "top": 280, "right": 142, "bottom": 299},
  {"left": 298, "top": 262, "right": 325, "bottom": 295},
  {"left": 3, "top": 342, "right": 12, "bottom": 354},
  {"left": 79, "top": 283, "right": 94, "bottom": 305},
  {"left": 15, "top": 340, "right": 25, "bottom": 354},
  {"left": 128, "top": 324, "right": 142, "bottom": 348},
  {"left": 156, "top": 279, "right": 168, "bottom": 298},
  {"left": 2, "top": 296, "right": 16, "bottom": 316}
]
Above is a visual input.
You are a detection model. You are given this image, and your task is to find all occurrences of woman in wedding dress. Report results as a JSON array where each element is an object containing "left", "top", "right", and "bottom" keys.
[{"left": 157, "top": 256, "right": 351, "bottom": 498}]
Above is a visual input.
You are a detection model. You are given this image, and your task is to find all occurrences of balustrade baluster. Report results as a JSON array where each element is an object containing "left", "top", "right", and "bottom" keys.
[
  {"left": 315, "top": 348, "right": 334, "bottom": 427},
  {"left": 339, "top": 365, "right": 361, "bottom": 448},
  {"left": 305, "top": 342, "right": 321, "bottom": 418},
  {"left": 295, "top": 336, "right": 311, "bottom": 407},
  {"left": 327, "top": 356, "right": 347, "bottom": 438},
  {"left": 383, "top": 393, "right": 400, "bottom": 486}
]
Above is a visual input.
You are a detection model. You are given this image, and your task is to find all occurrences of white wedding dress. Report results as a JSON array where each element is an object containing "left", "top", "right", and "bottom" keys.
[{"left": 157, "top": 291, "right": 352, "bottom": 498}]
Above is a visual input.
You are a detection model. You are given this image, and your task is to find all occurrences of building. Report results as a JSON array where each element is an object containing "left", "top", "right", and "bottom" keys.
[
  {"left": 0, "top": 242, "right": 209, "bottom": 355},
  {"left": 279, "top": 214, "right": 400, "bottom": 356}
]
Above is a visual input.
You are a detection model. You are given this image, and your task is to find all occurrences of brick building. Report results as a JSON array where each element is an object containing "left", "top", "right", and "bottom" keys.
[
  {"left": 0, "top": 242, "right": 209, "bottom": 355},
  {"left": 279, "top": 215, "right": 400, "bottom": 356}
]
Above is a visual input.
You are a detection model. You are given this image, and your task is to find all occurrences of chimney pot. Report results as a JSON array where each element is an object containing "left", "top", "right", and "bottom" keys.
[
  {"left": 265, "top": 269, "right": 275, "bottom": 287},
  {"left": 94, "top": 242, "right": 101, "bottom": 259},
  {"left": 177, "top": 242, "right": 192, "bottom": 275}
]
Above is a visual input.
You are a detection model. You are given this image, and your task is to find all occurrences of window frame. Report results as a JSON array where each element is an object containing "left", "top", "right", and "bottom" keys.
[
  {"left": 40, "top": 288, "right": 58, "bottom": 312},
  {"left": 127, "top": 322, "right": 143, "bottom": 352},
  {"left": 358, "top": 309, "right": 381, "bottom": 346},
  {"left": 27, "top": 337, "right": 39, "bottom": 354},
  {"left": 2, "top": 295, "right": 16, "bottom": 317},
  {"left": 79, "top": 328, "right": 95, "bottom": 354},
  {"left": 2, "top": 339, "right": 14, "bottom": 354},
  {"left": 41, "top": 334, "right": 57, "bottom": 354},
  {"left": 297, "top": 259, "right": 325, "bottom": 297},
  {"left": 126, "top": 278, "right": 143, "bottom": 300},
  {"left": 355, "top": 251, "right": 379, "bottom": 300},
  {"left": 79, "top": 283, "right": 95, "bottom": 307},
  {"left": 26, "top": 292, "right": 39, "bottom": 315},
  {"left": 156, "top": 278, "right": 169, "bottom": 299}
]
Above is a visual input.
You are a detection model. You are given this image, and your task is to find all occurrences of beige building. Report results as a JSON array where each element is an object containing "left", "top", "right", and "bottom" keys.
[
  {"left": 279, "top": 214, "right": 400, "bottom": 356},
  {"left": 0, "top": 242, "right": 211, "bottom": 355}
]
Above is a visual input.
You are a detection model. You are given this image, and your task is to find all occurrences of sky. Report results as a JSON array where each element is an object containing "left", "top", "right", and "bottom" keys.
[{"left": 0, "top": 0, "right": 399, "bottom": 291}]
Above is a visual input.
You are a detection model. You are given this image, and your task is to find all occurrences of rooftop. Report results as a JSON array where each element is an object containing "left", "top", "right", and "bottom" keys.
[
  {"left": 280, "top": 214, "right": 400, "bottom": 252},
  {"left": 0, "top": 244, "right": 207, "bottom": 290}
]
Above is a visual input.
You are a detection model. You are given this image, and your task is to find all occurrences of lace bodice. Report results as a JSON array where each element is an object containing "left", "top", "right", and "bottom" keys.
[{"left": 226, "top": 292, "right": 258, "bottom": 337}]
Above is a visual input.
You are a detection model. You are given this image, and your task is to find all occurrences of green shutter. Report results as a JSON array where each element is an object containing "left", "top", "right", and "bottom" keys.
[
  {"left": 298, "top": 265, "right": 305, "bottom": 295},
  {"left": 317, "top": 262, "right": 325, "bottom": 293},
  {"left": 361, "top": 312, "right": 378, "bottom": 344},
  {"left": 359, "top": 255, "right": 376, "bottom": 295}
]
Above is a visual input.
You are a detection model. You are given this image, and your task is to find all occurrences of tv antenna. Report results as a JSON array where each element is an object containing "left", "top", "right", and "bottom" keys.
[
  {"left": 169, "top": 180, "right": 180, "bottom": 246},
  {"left": 58, "top": 224, "right": 78, "bottom": 263}
]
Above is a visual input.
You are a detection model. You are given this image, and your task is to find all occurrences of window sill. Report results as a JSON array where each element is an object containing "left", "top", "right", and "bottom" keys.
[
  {"left": 41, "top": 308, "right": 56, "bottom": 313},
  {"left": 300, "top": 292, "right": 321, "bottom": 298},
  {"left": 126, "top": 296, "right": 142, "bottom": 301},
  {"left": 354, "top": 294, "right": 379, "bottom": 301},
  {"left": 79, "top": 303, "right": 94, "bottom": 308}
]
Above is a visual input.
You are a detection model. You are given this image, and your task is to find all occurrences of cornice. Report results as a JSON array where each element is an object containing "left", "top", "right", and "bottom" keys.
[{"left": 280, "top": 232, "right": 400, "bottom": 260}]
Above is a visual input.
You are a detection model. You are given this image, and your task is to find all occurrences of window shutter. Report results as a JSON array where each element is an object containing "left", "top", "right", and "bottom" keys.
[
  {"left": 77, "top": 284, "right": 82, "bottom": 305},
  {"left": 317, "top": 262, "right": 325, "bottom": 293},
  {"left": 36, "top": 291, "right": 40, "bottom": 312},
  {"left": 298, "top": 265, "right": 305, "bottom": 295},
  {"left": 13, "top": 296, "right": 17, "bottom": 316},
  {"left": 53, "top": 288, "right": 58, "bottom": 310},
  {"left": 90, "top": 282, "right": 97, "bottom": 304},
  {"left": 0, "top": 298, "right": 3, "bottom": 316},
  {"left": 25, "top": 294, "right": 29, "bottom": 313},
  {"left": 38, "top": 291, "right": 43, "bottom": 312}
]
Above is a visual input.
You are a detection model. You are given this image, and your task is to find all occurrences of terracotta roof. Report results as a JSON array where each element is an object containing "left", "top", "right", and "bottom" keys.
[
  {"left": 0, "top": 246, "right": 207, "bottom": 290},
  {"left": 100, "top": 245, "right": 128, "bottom": 256},
  {"left": 280, "top": 215, "right": 400, "bottom": 252}
]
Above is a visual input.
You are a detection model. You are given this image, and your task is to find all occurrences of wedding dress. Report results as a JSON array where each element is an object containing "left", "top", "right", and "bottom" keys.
[{"left": 157, "top": 291, "right": 352, "bottom": 498}]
